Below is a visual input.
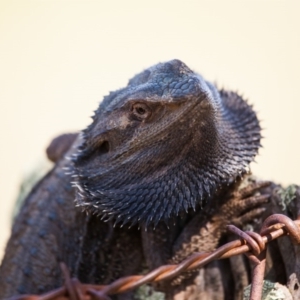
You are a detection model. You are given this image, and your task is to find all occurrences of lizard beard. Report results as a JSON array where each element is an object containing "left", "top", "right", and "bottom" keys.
[{"left": 71, "top": 90, "right": 261, "bottom": 227}]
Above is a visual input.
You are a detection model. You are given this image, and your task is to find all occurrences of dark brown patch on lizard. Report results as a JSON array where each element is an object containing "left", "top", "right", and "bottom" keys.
[{"left": 46, "top": 133, "right": 78, "bottom": 163}]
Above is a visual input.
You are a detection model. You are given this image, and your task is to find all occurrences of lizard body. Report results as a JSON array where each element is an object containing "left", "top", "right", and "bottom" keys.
[{"left": 0, "top": 60, "right": 270, "bottom": 299}]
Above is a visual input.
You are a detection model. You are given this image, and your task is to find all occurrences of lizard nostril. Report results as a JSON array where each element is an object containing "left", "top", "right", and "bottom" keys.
[{"left": 98, "top": 141, "right": 110, "bottom": 155}]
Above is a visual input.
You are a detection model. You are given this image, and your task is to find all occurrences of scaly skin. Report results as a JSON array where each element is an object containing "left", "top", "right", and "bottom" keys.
[
  {"left": 0, "top": 141, "right": 143, "bottom": 299},
  {"left": 0, "top": 146, "right": 85, "bottom": 296},
  {"left": 0, "top": 60, "right": 269, "bottom": 299},
  {"left": 72, "top": 60, "right": 262, "bottom": 227}
]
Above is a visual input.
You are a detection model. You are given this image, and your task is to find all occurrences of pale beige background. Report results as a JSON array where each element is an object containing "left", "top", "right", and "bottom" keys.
[{"left": 0, "top": 0, "right": 300, "bottom": 259}]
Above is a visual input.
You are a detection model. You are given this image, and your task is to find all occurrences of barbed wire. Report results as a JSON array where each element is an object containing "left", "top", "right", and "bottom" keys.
[{"left": 7, "top": 213, "right": 300, "bottom": 300}]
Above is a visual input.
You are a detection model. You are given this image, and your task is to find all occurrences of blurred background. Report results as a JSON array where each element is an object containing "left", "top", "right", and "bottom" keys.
[{"left": 0, "top": 0, "right": 299, "bottom": 259}]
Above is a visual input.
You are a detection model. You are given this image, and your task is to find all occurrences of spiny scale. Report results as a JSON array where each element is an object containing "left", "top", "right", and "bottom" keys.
[{"left": 71, "top": 59, "right": 261, "bottom": 227}]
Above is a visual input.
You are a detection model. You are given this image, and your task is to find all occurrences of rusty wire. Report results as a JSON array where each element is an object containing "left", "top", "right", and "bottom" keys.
[{"left": 7, "top": 213, "right": 300, "bottom": 300}]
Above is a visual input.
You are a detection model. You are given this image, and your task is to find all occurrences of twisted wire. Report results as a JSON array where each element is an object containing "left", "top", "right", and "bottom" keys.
[{"left": 7, "top": 213, "right": 300, "bottom": 300}]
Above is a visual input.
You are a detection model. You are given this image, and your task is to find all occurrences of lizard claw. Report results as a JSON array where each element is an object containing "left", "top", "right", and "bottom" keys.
[
  {"left": 221, "top": 180, "right": 272, "bottom": 228},
  {"left": 236, "top": 180, "right": 272, "bottom": 199},
  {"left": 231, "top": 207, "right": 267, "bottom": 227},
  {"left": 237, "top": 194, "right": 270, "bottom": 211}
]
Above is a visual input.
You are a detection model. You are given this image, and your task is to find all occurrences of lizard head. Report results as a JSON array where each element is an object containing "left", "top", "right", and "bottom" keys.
[{"left": 72, "top": 59, "right": 261, "bottom": 227}]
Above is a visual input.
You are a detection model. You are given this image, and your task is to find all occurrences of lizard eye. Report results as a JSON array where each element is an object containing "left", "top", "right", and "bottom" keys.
[{"left": 132, "top": 103, "right": 152, "bottom": 120}]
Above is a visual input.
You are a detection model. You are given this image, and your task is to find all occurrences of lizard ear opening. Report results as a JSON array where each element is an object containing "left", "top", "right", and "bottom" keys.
[
  {"left": 98, "top": 141, "right": 110, "bottom": 155},
  {"left": 84, "top": 140, "right": 110, "bottom": 160}
]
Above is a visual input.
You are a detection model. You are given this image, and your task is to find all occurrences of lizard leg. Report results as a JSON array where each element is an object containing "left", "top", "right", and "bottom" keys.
[
  {"left": 167, "top": 180, "right": 271, "bottom": 299},
  {"left": 171, "top": 180, "right": 271, "bottom": 263}
]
